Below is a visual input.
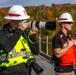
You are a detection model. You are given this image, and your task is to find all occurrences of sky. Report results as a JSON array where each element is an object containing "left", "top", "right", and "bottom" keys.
[{"left": 0, "top": 0, "right": 76, "bottom": 8}]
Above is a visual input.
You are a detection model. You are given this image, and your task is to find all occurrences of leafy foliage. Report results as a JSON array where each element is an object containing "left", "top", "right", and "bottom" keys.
[{"left": 0, "top": 4, "right": 76, "bottom": 55}]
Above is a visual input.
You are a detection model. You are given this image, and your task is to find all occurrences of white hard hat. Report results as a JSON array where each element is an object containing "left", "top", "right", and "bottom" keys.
[
  {"left": 58, "top": 12, "right": 74, "bottom": 22},
  {"left": 4, "top": 5, "right": 30, "bottom": 20}
]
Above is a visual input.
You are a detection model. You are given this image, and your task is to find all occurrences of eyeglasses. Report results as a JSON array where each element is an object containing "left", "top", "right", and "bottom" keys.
[{"left": 63, "top": 22, "right": 73, "bottom": 24}]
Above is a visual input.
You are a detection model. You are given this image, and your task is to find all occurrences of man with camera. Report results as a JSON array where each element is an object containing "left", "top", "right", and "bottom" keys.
[{"left": 0, "top": 5, "right": 43, "bottom": 75}]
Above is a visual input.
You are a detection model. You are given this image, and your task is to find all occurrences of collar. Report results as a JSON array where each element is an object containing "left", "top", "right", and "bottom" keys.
[
  {"left": 58, "top": 30, "right": 72, "bottom": 40},
  {"left": 3, "top": 23, "right": 14, "bottom": 33}
]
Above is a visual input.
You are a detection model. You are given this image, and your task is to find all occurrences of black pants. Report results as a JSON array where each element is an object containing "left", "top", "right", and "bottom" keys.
[{"left": 0, "top": 63, "right": 31, "bottom": 75}]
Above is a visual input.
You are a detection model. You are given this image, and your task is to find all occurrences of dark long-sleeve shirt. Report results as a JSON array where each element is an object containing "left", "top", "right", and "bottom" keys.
[{"left": 0, "top": 23, "right": 39, "bottom": 55}]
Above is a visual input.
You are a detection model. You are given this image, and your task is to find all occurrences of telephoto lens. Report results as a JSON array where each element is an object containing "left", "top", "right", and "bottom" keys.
[{"left": 28, "top": 21, "right": 56, "bottom": 30}]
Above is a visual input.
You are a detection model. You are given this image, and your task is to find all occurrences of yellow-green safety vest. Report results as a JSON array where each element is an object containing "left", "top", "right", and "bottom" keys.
[{"left": 0, "top": 36, "right": 34, "bottom": 67}]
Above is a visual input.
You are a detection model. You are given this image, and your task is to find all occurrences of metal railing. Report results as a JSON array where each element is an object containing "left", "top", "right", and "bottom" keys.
[{"left": 38, "top": 34, "right": 52, "bottom": 60}]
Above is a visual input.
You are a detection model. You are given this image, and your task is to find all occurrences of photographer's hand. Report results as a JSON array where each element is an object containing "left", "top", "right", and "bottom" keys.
[
  {"left": 18, "top": 20, "right": 28, "bottom": 31},
  {"left": 29, "top": 24, "right": 38, "bottom": 35}
]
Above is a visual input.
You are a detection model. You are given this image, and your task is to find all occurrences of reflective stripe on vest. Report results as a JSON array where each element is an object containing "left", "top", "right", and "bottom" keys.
[
  {"left": 7, "top": 51, "right": 32, "bottom": 58},
  {"left": 0, "top": 36, "right": 34, "bottom": 67}
]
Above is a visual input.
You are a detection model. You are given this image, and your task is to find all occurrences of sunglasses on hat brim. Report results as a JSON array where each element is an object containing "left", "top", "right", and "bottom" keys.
[{"left": 21, "top": 19, "right": 30, "bottom": 22}]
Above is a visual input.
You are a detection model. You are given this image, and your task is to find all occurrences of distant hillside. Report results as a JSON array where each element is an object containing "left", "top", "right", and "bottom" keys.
[{"left": 0, "top": 3, "right": 76, "bottom": 38}]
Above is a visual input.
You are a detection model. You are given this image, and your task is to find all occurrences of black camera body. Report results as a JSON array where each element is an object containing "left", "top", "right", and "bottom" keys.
[{"left": 30, "top": 59, "right": 43, "bottom": 74}]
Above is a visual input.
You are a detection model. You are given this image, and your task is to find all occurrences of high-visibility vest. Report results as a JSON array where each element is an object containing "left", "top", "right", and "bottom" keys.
[
  {"left": 52, "top": 34, "right": 76, "bottom": 66},
  {"left": 0, "top": 36, "right": 34, "bottom": 67},
  {"left": 58, "top": 34, "right": 76, "bottom": 66}
]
